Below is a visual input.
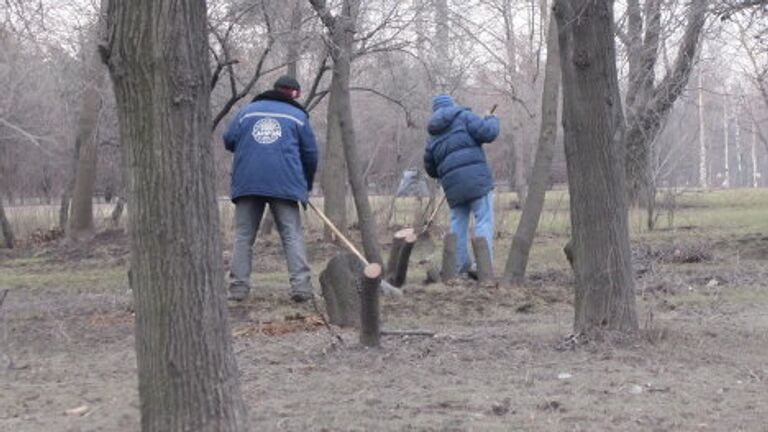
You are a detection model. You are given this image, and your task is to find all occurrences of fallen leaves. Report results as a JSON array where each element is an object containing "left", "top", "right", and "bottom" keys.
[{"left": 233, "top": 313, "right": 326, "bottom": 338}]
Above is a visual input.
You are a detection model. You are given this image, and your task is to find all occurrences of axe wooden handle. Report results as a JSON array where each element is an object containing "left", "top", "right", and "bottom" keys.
[{"left": 307, "top": 201, "right": 369, "bottom": 265}]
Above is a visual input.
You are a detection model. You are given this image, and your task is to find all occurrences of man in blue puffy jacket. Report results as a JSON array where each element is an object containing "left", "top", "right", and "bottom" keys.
[
  {"left": 223, "top": 75, "right": 318, "bottom": 303},
  {"left": 424, "top": 94, "right": 499, "bottom": 275}
]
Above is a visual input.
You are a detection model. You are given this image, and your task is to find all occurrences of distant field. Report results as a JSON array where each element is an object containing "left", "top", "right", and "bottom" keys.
[
  {"left": 4, "top": 188, "right": 768, "bottom": 243},
  {"left": 2, "top": 187, "right": 768, "bottom": 431}
]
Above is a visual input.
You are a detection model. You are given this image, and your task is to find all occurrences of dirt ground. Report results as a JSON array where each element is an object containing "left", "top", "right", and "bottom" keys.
[{"left": 2, "top": 221, "right": 768, "bottom": 431}]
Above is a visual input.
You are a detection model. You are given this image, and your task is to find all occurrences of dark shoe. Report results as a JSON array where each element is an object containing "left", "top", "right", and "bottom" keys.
[
  {"left": 228, "top": 282, "right": 250, "bottom": 302},
  {"left": 290, "top": 291, "right": 314, "bottom": 304},
  {"left": 466, "top": 263, "right": 479, "bottom": 281}
]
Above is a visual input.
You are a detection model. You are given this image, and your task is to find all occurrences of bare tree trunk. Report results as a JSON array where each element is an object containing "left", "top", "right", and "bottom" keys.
[
  {"left": 321, "top": 75, "right": 348, "bottom": 240},
  {"left": 471, "top": 236, "right": 494, "bottom": 283},
  {"left": 514, "top": 138, "right": 528, "bottom": 205},
  {"left": 287, "top": 0, "right": 303, "bottom": 79},
  {"left": 724, "top": 93, "right": 730, "bottom": 187},
  {"left": 440, "top": 232, "right": 458, "bottom": 282},
  {"left": 69, "top": 23, "right": 108, "bottom": 241},
  {"left": 698, "top": 70, "right": 708, "bottom": 188},
  {"left": 0, "top": 194, "right": 14, "bottom": 249},
  {"left": 624, "top": 1, "right": 707, "bottom": 204},
  {"left": 58, "top": 191, "right": 71, "bottom": 231},
  {"left": 433, "top": 0, "right": 450, "bottom": 91},
  {"left": 555, "top": 0, "right": 639, "bottom": 335},
  {"left": 504, "top": 12, "right": 560, "bottom": 284},
  {"left": 735, "top": 100, "right": 743, "bottom": 187},
  {"left": 752, "top": 119, "right": 760, "bottom": 188},
  {"left": 314, "top": 0, "right": 382, "bottom": 263},
  {"left": 102, "top": 1, "right": 247, "bottom": 430},
  {"left": 262, "top": 0, "right": 305, "bottom": 239},
  {"left": 110, "top": 196, "right": 125, "bottom": 228}
]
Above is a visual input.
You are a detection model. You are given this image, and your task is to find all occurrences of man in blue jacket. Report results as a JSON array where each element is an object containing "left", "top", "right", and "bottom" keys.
[
  {"left": 424, "top": 94, "right": 500, "bottom": 275},
  {"left": 223, "top": 75, "right": 318, "bottom": 303}
]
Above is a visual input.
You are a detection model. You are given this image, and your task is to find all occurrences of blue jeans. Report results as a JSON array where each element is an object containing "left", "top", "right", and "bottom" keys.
[{"left": 450, "top": 192, "right": 494, "bottom": 273}]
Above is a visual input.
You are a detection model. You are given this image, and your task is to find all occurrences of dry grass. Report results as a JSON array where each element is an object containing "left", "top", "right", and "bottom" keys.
[{"left": 2, "top": 188, "right": 768, "bottom": 431}]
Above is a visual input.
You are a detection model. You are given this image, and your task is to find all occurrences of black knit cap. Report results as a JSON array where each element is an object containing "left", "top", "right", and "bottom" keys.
[{"left": 274, "top": 75, "right": 301, "bottom": 91}]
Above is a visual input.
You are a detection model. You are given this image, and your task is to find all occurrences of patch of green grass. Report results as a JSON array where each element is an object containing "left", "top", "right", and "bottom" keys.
[{"left": 0, "top": 266, "right": 127, "bottom": 292}]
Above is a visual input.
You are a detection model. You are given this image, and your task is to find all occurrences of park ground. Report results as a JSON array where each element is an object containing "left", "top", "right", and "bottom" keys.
[{"left": 1, "top": 189, "right": 768, "bottom": 431}]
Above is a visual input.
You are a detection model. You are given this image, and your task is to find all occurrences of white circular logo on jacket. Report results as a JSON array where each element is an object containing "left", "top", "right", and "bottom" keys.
[{"left": 252, "top": 118, "right": 282, "bottom": 144}]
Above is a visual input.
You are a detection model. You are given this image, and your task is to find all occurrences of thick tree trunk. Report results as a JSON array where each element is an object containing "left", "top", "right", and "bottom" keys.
[
  {"left": 555, "top": 0, "right": 639, "bottom": 335},
  {"left": 102, "top": 1, "right": 247, "bottom": 430},
  {"left": 69, "top": 25, "right": 108, "bottom": 241},
  {"left": 321, "top": 74, "right": 348, "bottom": 240},
  {"left": 0, "top": 194, "right": 14, "bottom": 249},
  {"left": 504, "top": 13, "right": 560, "bottom": 284}
]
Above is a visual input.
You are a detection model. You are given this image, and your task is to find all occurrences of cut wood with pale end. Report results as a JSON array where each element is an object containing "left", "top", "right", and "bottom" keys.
[
  {"left": 440, "top": 233, "right": 458, "bottom": 282},
  {"left": 386, "top": 228, "right": 416, "bottom": 288},
  {"left": 360, "top": 263, "right": 382, "bottom": 347},
  {"left": 471, "top": 236, "right": 495, "bottom": 283}
]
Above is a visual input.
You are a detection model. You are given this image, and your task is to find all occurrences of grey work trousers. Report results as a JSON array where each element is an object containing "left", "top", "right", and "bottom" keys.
[{"left": 229, "top": 196, "right": 313, "bottom": 297}]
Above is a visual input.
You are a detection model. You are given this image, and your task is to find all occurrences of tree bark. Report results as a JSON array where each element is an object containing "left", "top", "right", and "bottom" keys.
[
  {"left": 110, "top": 196, "right": 125, "bottom": 228},
  {"left": 471, "top": 236, "right": 494, "bottom": 283},
  {"left": 312, "top": 0, "right": 382, "bottom": 264},
  {"left": 321, "top": 73, "right": 348, "bottom": 240},
  {"left": 752, "top": 119, "right": 760, "bottom": 188},
  {"left": 262, "top": 0, "right": 305, "bottom": 239},
  {"left": 0, "top": 194, "right": 14, "bottom": 249},
  {"left": 624, "top": 1, "right": 707, "bottom": 204},
  {"left": 504, "top": 11, "right": 560, "bottom": 284},
  {"left": 101, "top": 1, "right": 247, "bottom": 430},
  {"left": 287, "top": 0, "right": 303, "bottom": 79},
  {"left": 723, "top": 93, "right": 730, "bottom": 187},
  {"left": 514, "top": 137, "right": 528, "bottom": 206},
  {"left": 360, "top": 263, "right": 382, "bottom": 347},
  {"left": 554, "top": 0, "right": 639, "bottom": 335},
  {"left": 735, "top": 98, "right": 743, "bottom": 187},
  {"left": 386, "top": 228, "right": 416, "bottom": 288},
  {"left": 58, "top": 191, "right": 70, "bottom": 231},
  {"left": 319, "top": 253, "right": 363, "bottom": 327},
  {"left": 440, "top": 232, "right": 458, "bottom": 282},
  {"left": 69, "top": 11, "right": 108, "bottom": 241},
  {"left": 698, "top": 70, "right": 708, "bottom": 188}
]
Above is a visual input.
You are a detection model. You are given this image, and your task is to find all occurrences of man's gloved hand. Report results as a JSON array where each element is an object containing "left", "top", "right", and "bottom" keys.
[{"left": 300, "top": 201, "right": 308, "bottom": 211}]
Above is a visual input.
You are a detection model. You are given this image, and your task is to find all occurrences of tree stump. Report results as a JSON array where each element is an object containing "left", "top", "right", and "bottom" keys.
[
  {"left": 440, "top": 233, "right": 458, "bottom": 282},
  {"left": 360, "top": 263, "right": 382, "bottom": 347},
  {"left": 424, "top": 267, "right": 441, "bottom": 284},
  {"left": 471, "top": 236, "right": 495, "bottom": 283},
  {"left": 386, "top": 228, "right": 417, "bottom": 287},
  {"left": 320, "top": 253, "right": 364, "bottom": 327}
]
